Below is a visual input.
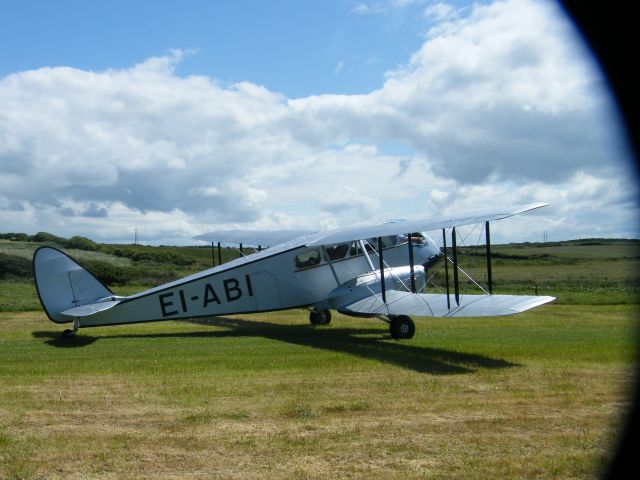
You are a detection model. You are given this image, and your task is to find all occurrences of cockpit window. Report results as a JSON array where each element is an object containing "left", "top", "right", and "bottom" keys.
[
  {"left": 408, "top": 232, "right": 425, "bottom": 245},
  {"left": 366, "top": 235, "right": 414, "bottom": 250},
  {"left": 325, "top": 243, "right": 349, "bottom": 261},
  {"left": 382, "top": 235, "right": 399, "bottom": 247},
  {"left": 366, "top": 236, "right": 397, "bottom": 250},
  {"left": 295, "top": 249, "right": 322, "bottom": 269}
]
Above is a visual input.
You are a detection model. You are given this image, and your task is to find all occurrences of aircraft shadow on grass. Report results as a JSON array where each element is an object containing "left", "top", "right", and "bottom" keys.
[{"left": 33, "top": 316, "right": 519, "bottom": 374}]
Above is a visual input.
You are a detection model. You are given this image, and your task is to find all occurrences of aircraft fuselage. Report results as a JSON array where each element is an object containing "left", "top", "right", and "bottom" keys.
[{"left": 74, "top": 234, "right": 440, "bottom": 327}]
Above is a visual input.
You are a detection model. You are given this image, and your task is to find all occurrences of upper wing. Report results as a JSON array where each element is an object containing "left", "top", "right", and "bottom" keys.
[
  {"left": 194, "top": 202, "right": 547, "bottom": 249},
  {"left": 193, "top": 229, "right": 315, "bottom": 248},
  {"left": 304, "top": 202, "right": 547, "bottom": 247}
]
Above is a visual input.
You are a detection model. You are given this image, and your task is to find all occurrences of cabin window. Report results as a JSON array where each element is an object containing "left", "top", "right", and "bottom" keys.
[
  {"left": 349, "top": 241, "right": 362, "bottom": 256},
  {"left": 325, "top": 243, "right": 349, "bottom": 261},
  {"left": 295, "top": 249, "right": 322, "bottom": 269}
]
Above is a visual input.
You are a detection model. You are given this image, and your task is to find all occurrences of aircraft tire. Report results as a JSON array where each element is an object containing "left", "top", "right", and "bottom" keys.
[
  {"left": 61, "top": 328, "right": 77, "bottom": 338},
  {"left": 310, "top": 309, "right": 332, "bottom": 325},
  {"left": 389, "top": 315, "right": 415, "bottom": 340}
]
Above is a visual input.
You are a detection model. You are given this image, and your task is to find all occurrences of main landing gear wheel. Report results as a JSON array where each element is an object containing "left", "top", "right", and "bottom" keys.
[
  {"left": 389, "top": 315, "right": 415, "bottom": 340},
  {"left": 309, "top": 309, "right": 332, "bottom": 325}
]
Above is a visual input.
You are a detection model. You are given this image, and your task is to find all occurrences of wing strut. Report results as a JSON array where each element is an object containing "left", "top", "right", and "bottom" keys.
[
  {"left": 452, "top": 227, "right": 460, "bottom": 306},
  {"left": 408, "top": 234, "right": 417, "bottom": 293},
  {"left": 485, "top": 221, "right": 493, "bottom": 294},
  {"left": 377, "top": 236, "right": 387, "bottom": 304},
  {"left": 442, "top": 229, "right": 450, "bottom": 309},
  {"left": 360, "top": 239, "right": 376, "bottom": 271}
]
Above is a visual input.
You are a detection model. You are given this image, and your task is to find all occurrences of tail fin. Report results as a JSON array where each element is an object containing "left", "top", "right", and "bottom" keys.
[{"left": 33, "top": 246, "right": 114, "bottom": 323}]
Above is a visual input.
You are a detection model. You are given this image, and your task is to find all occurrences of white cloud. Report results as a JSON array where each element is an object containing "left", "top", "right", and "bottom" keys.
[
  {"left": 291, "top": 0, "right": 626, "bottom": 184},
  {"left": 0, "top": 0, "right": 635, "bottom": 244},
  {"left": 353, "top": 0, "right": 426, "bottom": 15},
  {"left": 423, "top": 2, "right": 459, "bottom": 21}
]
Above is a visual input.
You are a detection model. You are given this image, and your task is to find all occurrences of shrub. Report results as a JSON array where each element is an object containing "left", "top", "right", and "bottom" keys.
[
  {"left": 66, "top": 236, "right": 99, "bottom": 251},
  {"left": 0, "top": 232, "right": 30, "bottom": 241},
  {"left": 0, "top": 253, "right": 32, "bottom": 280},
  {"left": 82, "top": 261, "right": 134, "bottom": 286},
  {"left": 101, "top": 246, "right": 196, "bottom": 266},
  {"left": 30, "top": 232, "right": 67, "bottom": 245}
]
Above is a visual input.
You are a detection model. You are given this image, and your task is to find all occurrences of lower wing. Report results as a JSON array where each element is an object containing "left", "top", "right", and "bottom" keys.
[{"left": 338, "top": 290, "right": 555, "bottom": 318}]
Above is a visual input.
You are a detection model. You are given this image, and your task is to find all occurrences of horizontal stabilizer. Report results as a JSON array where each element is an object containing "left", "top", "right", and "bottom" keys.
[
  {"left": 60, "top": 300, "right": 121, "bottom": 318},
  {"left": 339, "top": 290, "right": 555, "bottom": 318}
]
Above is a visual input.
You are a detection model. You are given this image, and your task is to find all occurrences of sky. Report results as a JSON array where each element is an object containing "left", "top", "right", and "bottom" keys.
[{"left": 0, "top": 0, "right": 637, "bottom": 245}]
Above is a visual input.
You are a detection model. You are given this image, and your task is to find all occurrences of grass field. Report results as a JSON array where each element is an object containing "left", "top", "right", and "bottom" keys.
[
  {"left": 0, "top": 306, "right": 637, "bottom": 479},
  {"left": 0, "top": 237, "right": 638, "bottom": 478}
]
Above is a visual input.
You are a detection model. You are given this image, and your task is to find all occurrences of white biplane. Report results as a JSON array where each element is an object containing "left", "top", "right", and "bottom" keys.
[{"left": 33, "top": 203, "right": 554, "bottom": 339}]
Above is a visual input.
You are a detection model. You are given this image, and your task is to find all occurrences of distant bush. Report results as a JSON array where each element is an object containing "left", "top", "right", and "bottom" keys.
[
  {"left": 0, "top": 253, "right": 32, "bottom": 280},
  {"left": 78, "top": 260, "right": 183, "bottom": 287},
  {"left": 66, "top": 236, "right": 99, "bottom": 251},
  {"left": 31, "top": 231, "right": 67, "bottom": 245},
  {"left": 82, "top": 260, "right": 134, "bottom": 286},
  {"left": 102, "top": 246, "right": 196, "bottom": 266},
  {"left": 0, "top": 232, "right": 30, "bottom": 241},
  {"left": 0, "top": 231, "right": 98, "bottom": 251}
]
